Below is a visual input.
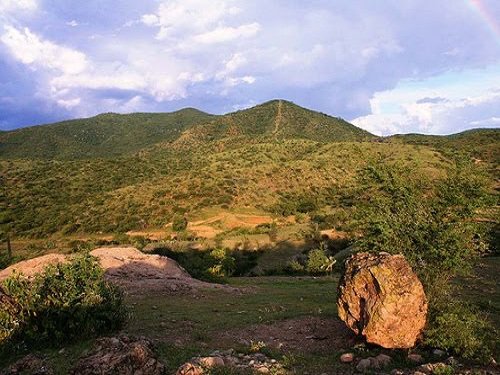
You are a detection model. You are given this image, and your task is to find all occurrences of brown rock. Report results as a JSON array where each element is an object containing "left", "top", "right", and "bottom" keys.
[
  {"left": 1, "top": 354, "right": 53, "bottom": 375},
  {"left": 408, "top": 353, "right": 424, "bottom": 364},
  {"left": 356, "top": 358, "right": 372, "bottom": 372},
  {"left": 340, "top": 353, "right": 355, "bottom": 363},
  {"left": 337, "top": 252, "right": 427, "bottom": 348},
  {"left": 176, "top": 362, "right": 204, "bottom": 375},
  {"left": 69, "top": 336, "right": 164, "bottom": 375},
  {"left": 196, "top": 356, "right": 225, "bottom": 368}
]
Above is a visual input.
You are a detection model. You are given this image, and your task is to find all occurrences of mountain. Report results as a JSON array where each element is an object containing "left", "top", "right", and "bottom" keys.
[
  {"left": 1, "top": 99, "right": 497, "bottom": 238},
  {"left": 0, "top": 100, "right": 373, "bottom": 160},
  {"left": 387, "top": 128, "right": 500, "bottom": 165},
  {"left": 0, "top": 109, "right": 213, "bottom": 159}
]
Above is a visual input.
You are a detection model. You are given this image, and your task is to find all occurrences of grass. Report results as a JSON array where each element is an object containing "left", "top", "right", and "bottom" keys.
[{"left": 1, "top": 257, "right": 499, "bottom": 374}]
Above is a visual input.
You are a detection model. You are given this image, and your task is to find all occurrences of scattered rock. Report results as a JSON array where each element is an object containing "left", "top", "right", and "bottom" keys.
[
  {"left": 196, "top": 357, "right": 225, "bottom": 368},
  {"left": 337, "top": 252, "right": 428, "bottom": 348},
  {"left": 373, "top": 353, "right": 392, "bottom": 368},
  {"left": 340, "top": 353, "right": 354, "bottom": 363},
  {"left": 70, "top": 336, "right": 164, "bottom": 375},
  {"left": 176, "top": 362, "right": 204, "bottom": 375},
  {"left": 391, "top": 370, "right": 405, "bottom": 375},
  {"left": 408, "top": 353, "right": 425, "bottom": 364},
  {"left": 1, "top": 354, "right": 53, "bottom": 375},
  {"left": 445, "top": 356, "right": 459, "bottom": 366},
  {"left": 416, "top": 362, "right": 448, "bottom": 374},
  {"left": 432, "top": 349, "right": 446, "bottom": 357},
  {"left": 356, "top": 358, "right": 372, "bottom": 372}
]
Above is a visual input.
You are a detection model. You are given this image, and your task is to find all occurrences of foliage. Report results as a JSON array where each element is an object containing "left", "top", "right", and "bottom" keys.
[
  {"left": 305, "top": 243, "right": 336, "bottom": 275},
  {"left": 172, "top": 215, "right": 188, "bottom": 232},
  {"left": 152, "top": 246, "right": 256, "bottom": 282},
  {"left": 355, "top": 161, "right": 495, "bottom": 360},
  {"left": 0, "top": 255, "right": 126, "bottom": 349},
  {"left": 356, "top": 161, "right": 490, "bottom": 296},
  {"left": 425, "top": 299, "right": 495, "bottom": 361}
]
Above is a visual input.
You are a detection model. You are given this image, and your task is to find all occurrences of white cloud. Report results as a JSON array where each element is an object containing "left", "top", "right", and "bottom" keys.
[
  {"left": 192, "top": 23, "right": 260, "bottom": 44},
  {"left": 66, "top": 20, "right": 79, "bottom": 27},
  {"left": 0, "top": 0, "right": 37, "bottom": 13},
  {"left": 1, "top": 25, "right": 88, "bottom": 75},
  {"left": 56, "top": 97, "right": 81, "bottom": 109}
]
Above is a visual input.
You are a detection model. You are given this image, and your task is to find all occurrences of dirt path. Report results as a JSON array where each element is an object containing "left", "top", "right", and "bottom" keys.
[{"left": 273, "top": 100, "right": 283, "bottom": 135}]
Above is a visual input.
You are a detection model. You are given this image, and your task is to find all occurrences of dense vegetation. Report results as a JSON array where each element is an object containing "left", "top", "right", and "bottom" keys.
[
  {"left": 0, "top": 100, "right": 498, "bottom": 365},
  {"left": 0, "top": 255, "right": 125, "bottom": 351}
]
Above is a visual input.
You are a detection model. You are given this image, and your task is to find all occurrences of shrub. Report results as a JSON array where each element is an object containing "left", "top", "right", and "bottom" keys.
[
  {"left": 355, "top": 161, "right": 493, "bottom": 360},
  {"left": 305, "top": 243, "right": 336, "bottom": 275},
  {"left": 424, "top": 300, "right": 495, "bottom": 361},
  {"left": 0, "top": 255, "right": 126, "bottom": 348},
  {"left": 172, "top": 215, "right": 188, "bottom": 232}
]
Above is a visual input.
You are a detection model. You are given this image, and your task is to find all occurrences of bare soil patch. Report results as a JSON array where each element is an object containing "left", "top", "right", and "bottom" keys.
[{"left": 216, "top": 316, "right": 357, "bottom": 354}]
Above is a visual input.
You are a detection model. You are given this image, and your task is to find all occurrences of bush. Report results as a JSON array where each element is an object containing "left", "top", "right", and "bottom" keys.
[
  {"left": 305, "top": 243, "right": 336, "bottom": 275},
  {"left": 0, "top": 255, "right": 126, "bottom": 348},
  {"left": 355, "top": 161, "right": 493, "bottom": 360},
  {"left": 172, "top": 215, "right": 188, "bottom": 232},
  {"left": 424, "top": 300, "right": 495, "bottom": 361}
]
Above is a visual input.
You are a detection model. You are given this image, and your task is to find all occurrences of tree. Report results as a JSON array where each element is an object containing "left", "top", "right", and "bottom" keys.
[{"left": 172, "top": 214, "right": 188, "bottom": 232}]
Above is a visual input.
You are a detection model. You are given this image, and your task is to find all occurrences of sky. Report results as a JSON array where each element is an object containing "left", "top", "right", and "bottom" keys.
[{"left": 0, "top": 0, "right": 499, "bottom": 135}]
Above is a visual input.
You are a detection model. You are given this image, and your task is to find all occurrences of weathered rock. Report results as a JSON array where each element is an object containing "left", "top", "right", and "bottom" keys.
[
  {"left": 408, "top": 353, "right": 425, "bottom": 364},
  {"left": 373, "top": 353, "right": 392, "bottom": 368},
  {"left": 340, "top": 353, "right": 354, "bottom": 363},
  {"left": 432, "top": 349, "right": 446, "bottom": 357},
  {"left": 176, "top": 362, "right": 204, "bottom": 375},
  {"left": 196, "top": 356, "right": 225, "bottom": 368},
  {"left": 337, "top": 252, "right": 428, "bottom": 348},
  {"left": 356, "top": 358, "right": 372, "bottom": 372},
  {"left": 1, "top": 354, "right": 53, "bottom": 375},
  {"left": 70, "top": 336, "right": 164, "bottom": 375}
]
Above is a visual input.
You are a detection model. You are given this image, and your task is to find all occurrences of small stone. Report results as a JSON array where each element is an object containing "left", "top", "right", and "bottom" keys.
[
  {"left": 373, "top": 354, "right": 392, "bottom": 368},
  {"left": 176, "top": 362, "right": 203, "bottom": 375},
  {"left": 356, "top": 358, "right": 372, "bottom": 372},
  {"left": 248, "top": 360, "right": 255, "bottom": 366},
  {"left": 416, "top": 363, "right": 433, "bottom": 374},
  {"left": 256, "top": 366, "right": 270, "bottom": 374},
  {"left": 445, "top": 356, "right": 459, "bottom": 366},
  {"left": 340, "top": 353, "right": 355, "bottom": 363},
  {"left": 413, "top": 372, "right": 427, "bottom": 375},
  {"left": 197, "top": 357, "right": 224, "bottom": 368},
  {"left": 432, "top": 349, "right": 446, "bottom": 357},
  {"left": 391, "top": 370, "right": 404, "bottom": 375},
  {"left": 58, "top": 348, "right": 65, "bottom": 354},
  {"left": 270, "top": 359, "right": 277, "bottom": 364},
  {"left": 408, "top": 353, "right": 424, "bottom": 364}
]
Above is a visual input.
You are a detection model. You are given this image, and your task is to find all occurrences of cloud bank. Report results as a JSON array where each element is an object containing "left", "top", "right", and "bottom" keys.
[{"left": 0, "top": 0, "right": 499, "bottom": 134}]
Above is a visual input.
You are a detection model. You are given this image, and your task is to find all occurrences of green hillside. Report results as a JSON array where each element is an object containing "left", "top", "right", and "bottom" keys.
[
  {"left": 0, "top": 100, "right": 497, "bottom": 240},
  {"left": 387, "top": 128, "right": 500, "bottom": 165},
  {"left": 0, "top": 100, "right": 373, "bottom": 160},
  {"left": 0, "top": 109, "right": 213, "bottom": 159}
]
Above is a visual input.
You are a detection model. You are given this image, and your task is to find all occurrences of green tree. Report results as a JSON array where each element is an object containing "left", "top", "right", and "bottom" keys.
[{"left": 172, "top": 214, "right": 188, "bottom": 232}]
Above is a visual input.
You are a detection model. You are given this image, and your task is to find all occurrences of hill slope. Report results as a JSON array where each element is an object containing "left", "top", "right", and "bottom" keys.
[
  {"left": 0, "top": 109, "right": 214, "bottom": 159},
  {"left": 0, "top": 100, "right": 373, "bottom": 160},
  {"left": 387, "top": 128, "right": 500, "bottom": 165}
]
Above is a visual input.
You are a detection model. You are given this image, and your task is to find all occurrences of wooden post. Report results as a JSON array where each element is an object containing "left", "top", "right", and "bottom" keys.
[{"left": 6, "top": 235, "right": 12, "bottom": 260}]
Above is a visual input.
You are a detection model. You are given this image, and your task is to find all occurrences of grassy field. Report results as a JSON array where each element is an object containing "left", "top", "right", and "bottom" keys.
[{"left": 2, "top": 257, "right": 498, "bottom": 374}]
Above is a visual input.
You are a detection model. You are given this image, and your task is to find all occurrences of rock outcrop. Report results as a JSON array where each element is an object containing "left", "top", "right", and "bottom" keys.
[
  {"left": 0, "top": 247, "right": 234, "bottom": 295},
  {"left": 337, "top": 252, "right": 427, "bottom": 348},
  {"left": 69, "top": 336, "right": 165, "bottom": 375}
]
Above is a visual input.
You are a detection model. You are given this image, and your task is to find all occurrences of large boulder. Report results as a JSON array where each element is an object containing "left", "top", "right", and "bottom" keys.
[
  {"left": 337, "top": 252, "right": 427, "bottom": 348},
  {"left": 70, "top": 336, "right": 165, "bottom": 375}
]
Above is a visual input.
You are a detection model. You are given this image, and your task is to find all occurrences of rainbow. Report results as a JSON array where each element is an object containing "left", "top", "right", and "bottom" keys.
[{"left": 466, "top": 0, "right": 500, "bottom": 46}]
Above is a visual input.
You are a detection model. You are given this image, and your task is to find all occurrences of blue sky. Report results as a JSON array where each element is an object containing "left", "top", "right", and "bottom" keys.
[{"left": 0, "top": 0, "right": 499, "bottom": 135}]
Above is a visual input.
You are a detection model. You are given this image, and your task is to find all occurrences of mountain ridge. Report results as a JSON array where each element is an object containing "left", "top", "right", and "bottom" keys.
[{"left": 0, "top": 100, "right": 373, "bottom": 160}]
